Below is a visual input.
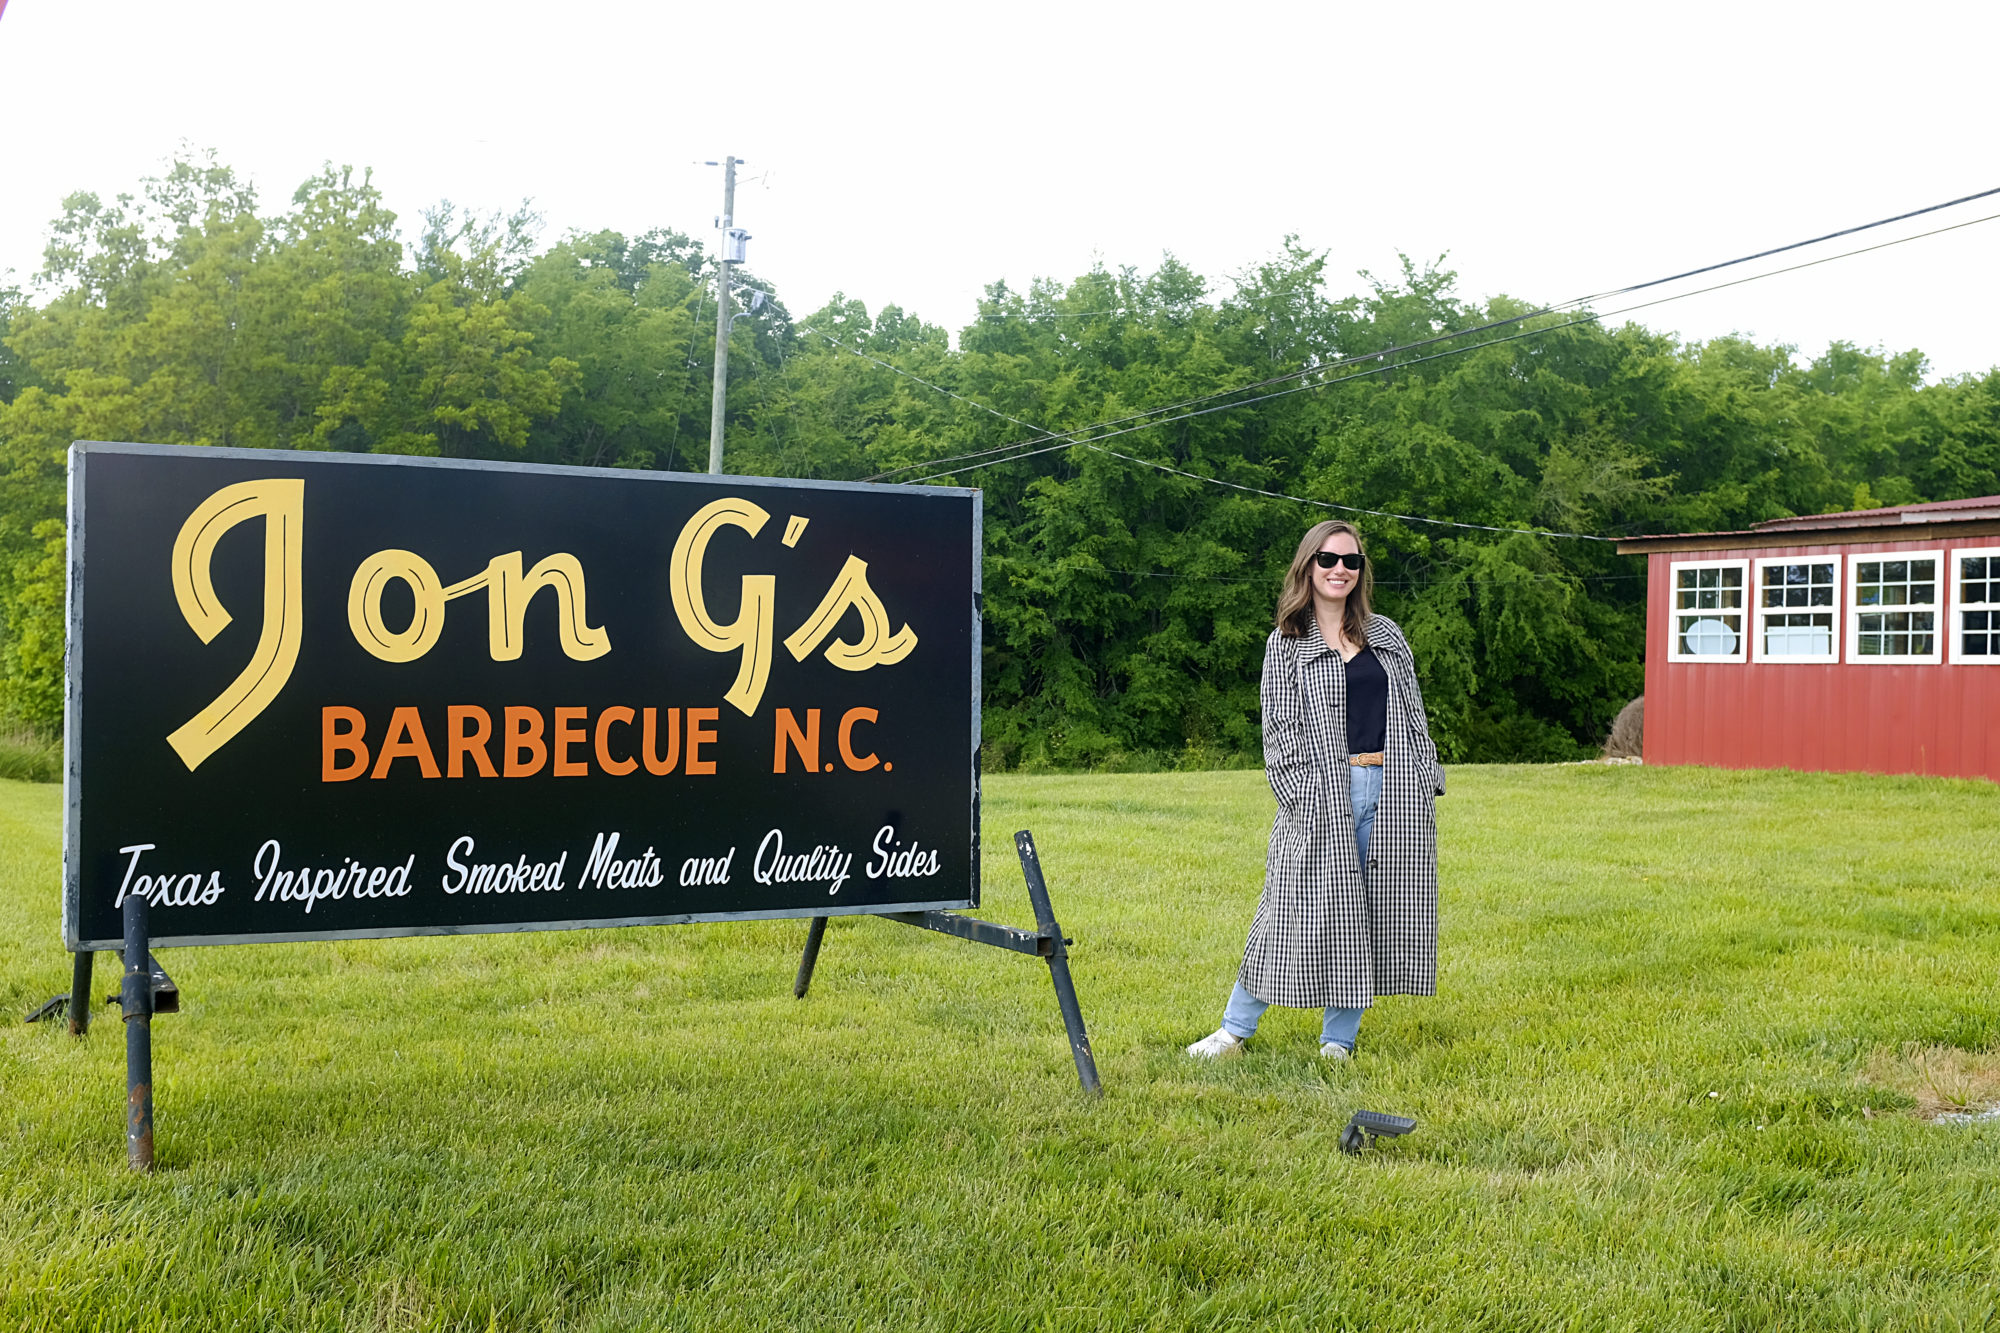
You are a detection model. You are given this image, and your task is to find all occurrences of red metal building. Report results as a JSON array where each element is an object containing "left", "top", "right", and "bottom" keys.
[{"left": 1618, "top": 496, "right": 2000, "bottom": 781}]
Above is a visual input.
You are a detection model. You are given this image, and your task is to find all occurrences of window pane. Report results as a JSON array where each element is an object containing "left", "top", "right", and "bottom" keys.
[
  {"left": 1679, "top": 615, "right": 1739, "bottom": 656},
  {"left": 1912, "top": 559, "right": 1935, "bottom": 581},
  {"left": 1766, "top": 621, "right": 1832, "bottom": 656},
  {"left": 1810, "top": 586, "right": 1833, "bottom": 606},
  {"left": 1885, "top": 560, "right": 1908, "bottom": 582},
  {"left": 1964, "top": 556, "right": 1988, "bottom": 580},
  {"left": 1883, "top": 585, "right": 1906, "bottom": 606}
]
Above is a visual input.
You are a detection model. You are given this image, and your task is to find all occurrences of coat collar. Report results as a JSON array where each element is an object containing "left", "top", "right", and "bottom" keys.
[
  {"left": 1298, "top": 620, "right": 1337, "bottom": 664},
  {"left": 1298, "top": 616, "right": 1407, "bottom": 664},
  {"left": 1364, "top": 615, "right": 1410, "bottom": 661}
]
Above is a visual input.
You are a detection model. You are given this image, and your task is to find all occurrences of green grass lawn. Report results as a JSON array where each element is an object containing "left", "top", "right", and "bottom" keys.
[{"left": 3, "top": 765, "right": 1999, "bottom": 1331}]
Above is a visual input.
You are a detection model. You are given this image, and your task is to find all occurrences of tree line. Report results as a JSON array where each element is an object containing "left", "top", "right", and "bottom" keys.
[{"left": 4, "top": 155, "right": 1997, "bottom": 765}]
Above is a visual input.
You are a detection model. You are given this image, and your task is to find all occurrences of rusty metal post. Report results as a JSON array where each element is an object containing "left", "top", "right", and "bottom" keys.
[
  {"left": 67, "top": 949, "right": 93, "bottom": 1036},
  {"left": 1013, "top": 830, "right": 1102, "bottom": 1097},
  {"left": 121, "top": 893, "right": 154, "bottom": 1172},
  {"left": 793, "top": 915, "right": 829, "bottom": 999}
]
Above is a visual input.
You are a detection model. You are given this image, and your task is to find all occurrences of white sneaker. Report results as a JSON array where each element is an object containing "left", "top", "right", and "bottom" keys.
[
  {"left": 1319, "top": 1042, "right": 1352, "bottom": 1060},
  {"left": 1186, "top": 1029, "right": 1246, "bottom": 1059}
]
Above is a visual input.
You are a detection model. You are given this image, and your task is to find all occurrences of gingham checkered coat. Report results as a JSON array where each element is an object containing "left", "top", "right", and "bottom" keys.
[{"left": 1239, "top": 615, "right": 1443, "bottom": 1010}]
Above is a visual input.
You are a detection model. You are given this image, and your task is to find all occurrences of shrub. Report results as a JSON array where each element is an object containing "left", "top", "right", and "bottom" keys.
[{"left": 0, "top": 722, "right": 59, "bottom": 783}]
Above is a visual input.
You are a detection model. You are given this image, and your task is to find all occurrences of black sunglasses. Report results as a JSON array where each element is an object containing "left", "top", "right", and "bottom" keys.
[{"left": 1313, "top": 551, "right": 1365, "bottom": 570}]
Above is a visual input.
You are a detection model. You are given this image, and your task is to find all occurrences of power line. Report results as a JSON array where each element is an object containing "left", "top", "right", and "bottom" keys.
[
  {"left": 1575, "top": 208, "right": 2000, "bottom": 325},
  {"left": 1570, "top": 183, "right": 2000, "bottom": 305},
  {"left": 886, "top": 206, "right": 2000, "bottom": 512},
  {"left": 798, "top": 326, "right": 1056, "bottom": 437},
  {"left": 1042, "top": 207, "right": 2000, "bottom": 530},
  {"left": 1081, "top": 443, "right": 1616, "bottom": 541},
  {"left": 858, "top": 185, "right": 2000, "bottom": 485},
  {"left": 978, "top": 307, "right": 1128, "bottom": 320},
  {"left": 1098, "top": 566, "right": 1646, "bottom": 586},
  {"left": 892, "top": 310, "right": 1613, "bottom": 490}
]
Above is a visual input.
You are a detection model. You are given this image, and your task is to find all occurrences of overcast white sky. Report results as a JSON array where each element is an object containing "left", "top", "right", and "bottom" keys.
[{"left": 3, "top": 0, "right": 1996, "bottom": 377}]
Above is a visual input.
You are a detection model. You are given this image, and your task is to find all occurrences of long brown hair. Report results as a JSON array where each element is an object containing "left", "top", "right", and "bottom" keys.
[{"left": 1275, "top": 520, "right": 1374, "bottom": 643}]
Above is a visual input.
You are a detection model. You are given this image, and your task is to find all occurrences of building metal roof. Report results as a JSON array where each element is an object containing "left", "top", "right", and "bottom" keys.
[{"left": 1616, "top": 495, "right": 2000, "bottom": 554}]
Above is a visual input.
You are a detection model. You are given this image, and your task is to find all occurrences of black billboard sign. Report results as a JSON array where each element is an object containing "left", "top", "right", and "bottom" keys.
[{"left": 63, "top": 442, "right": 979, "bottom": 950}]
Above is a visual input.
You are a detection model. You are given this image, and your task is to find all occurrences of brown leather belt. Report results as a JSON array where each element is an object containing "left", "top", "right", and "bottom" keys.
[{"left": 1348, "top": 751, "right": 1385, "bottom": 767}]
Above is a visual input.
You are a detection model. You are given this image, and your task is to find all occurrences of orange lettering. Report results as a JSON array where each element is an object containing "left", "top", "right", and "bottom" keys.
[
  {"left": 322, "top": 706, "right": 369, "bottom": 782},
  {"left": 595, "top": 706, "right": 638, "bottom": 776},
  {"left": 448, "top": 706, "right": 497, "bottom": 778},
  {"left": 774, "top": 708, "right": 820, "bottom": 774},
  {"left": 839, "top": 707, "right": 880, "bottom": 771},
  {"left": 553, "top": 706, "right": 588, "bottom": 777},
  {"left": 642, "top": 707, "right": 681, "bottom": 775},
  {"left": 504, "top": 707, "right": 548, "bottom": 777},
  {"left": 371, "top": 706, "right": 441, "bottom": 779},
  {"left": 685, "top": 708, "right": 719, "bottom": 776}
]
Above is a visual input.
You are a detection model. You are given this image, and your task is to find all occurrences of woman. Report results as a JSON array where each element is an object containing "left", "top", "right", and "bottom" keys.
[{"left": 1188, "top": 520, "right": 1443, "bottom": 1061}]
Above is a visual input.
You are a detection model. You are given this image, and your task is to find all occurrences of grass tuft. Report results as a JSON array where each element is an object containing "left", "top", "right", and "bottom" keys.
[
  {"left": 1863, "top": 1042, "right": 2000, "bottom": 1118},
  {"left": 0, "top": 724, "right": 58, "bottom": 783}
]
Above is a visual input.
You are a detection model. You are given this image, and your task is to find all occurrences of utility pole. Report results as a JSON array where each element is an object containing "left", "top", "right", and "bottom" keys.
[{"left": 707, "top": 155, "right": 739, "bottom": 475}]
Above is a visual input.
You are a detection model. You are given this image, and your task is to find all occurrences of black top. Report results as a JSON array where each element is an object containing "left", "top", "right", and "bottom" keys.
[{"left": 1344, "top": 646, "right": 1388, "bottom": 754}]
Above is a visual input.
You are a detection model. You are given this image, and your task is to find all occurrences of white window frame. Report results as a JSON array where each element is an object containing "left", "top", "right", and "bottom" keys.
[
  {"left": 1666, "top": 558, "right": 1750, "bottom": 664},
  {"left": 1947, "top": 545, "right": 2000, "bottom": 666},
  {"left": 1846, "top": 548, "right": 1945, "bottom": 666},
  {"left": 1751, "top": 554, "right": 1842, "bottom": 664}
]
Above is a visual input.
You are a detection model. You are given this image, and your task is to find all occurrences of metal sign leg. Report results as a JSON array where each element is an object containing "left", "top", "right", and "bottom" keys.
[
  {"left": 789, "top": 829, "right": 1103, "bottom": 1096},
  {"left": 793, "top": 915, "right": 829, "bottom": 999},
  {"left": 1013, "top": 830, "right": 1101, "bottom": 1097},
  {"left": 68, "top": 950, "right": 94, "bottom": 1036},
  {"left": 121, "top": 894, "right": 154, "bottom": 1172}
]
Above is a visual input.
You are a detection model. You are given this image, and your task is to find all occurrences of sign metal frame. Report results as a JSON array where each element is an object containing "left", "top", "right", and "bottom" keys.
[{"left": 48, "top": 442, "right": 1099, "bottom": 1174}]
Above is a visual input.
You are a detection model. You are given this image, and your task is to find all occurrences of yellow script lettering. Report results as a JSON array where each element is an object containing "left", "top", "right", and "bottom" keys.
[
  {"left": 349, "top": 549, "right": 610, "bottom": 664},
  {"left": 783, "top": 555, "right": 918, "bottom": 671},
  {"left": 444, "top": 552, "right": 611, "bottom": 663},
  {"left": 670, "top": 498, "right": 775, "bottom": 716},
  {"left": 166, "top": 478, "right": 307, "bottom": 771},
  {"left": 347, "top": 550, "right": 448, "bottom": 663}
]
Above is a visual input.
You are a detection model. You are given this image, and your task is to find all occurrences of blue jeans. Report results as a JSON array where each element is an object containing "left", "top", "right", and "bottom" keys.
[{"left": 1223, "top": 762, "right": 1381, "bottom": 1050}]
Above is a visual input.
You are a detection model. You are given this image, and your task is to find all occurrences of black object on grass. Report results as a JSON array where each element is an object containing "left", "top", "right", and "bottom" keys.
[{"left": 1340, "top": 1110, "right": 1417, "bottom": 1155}]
